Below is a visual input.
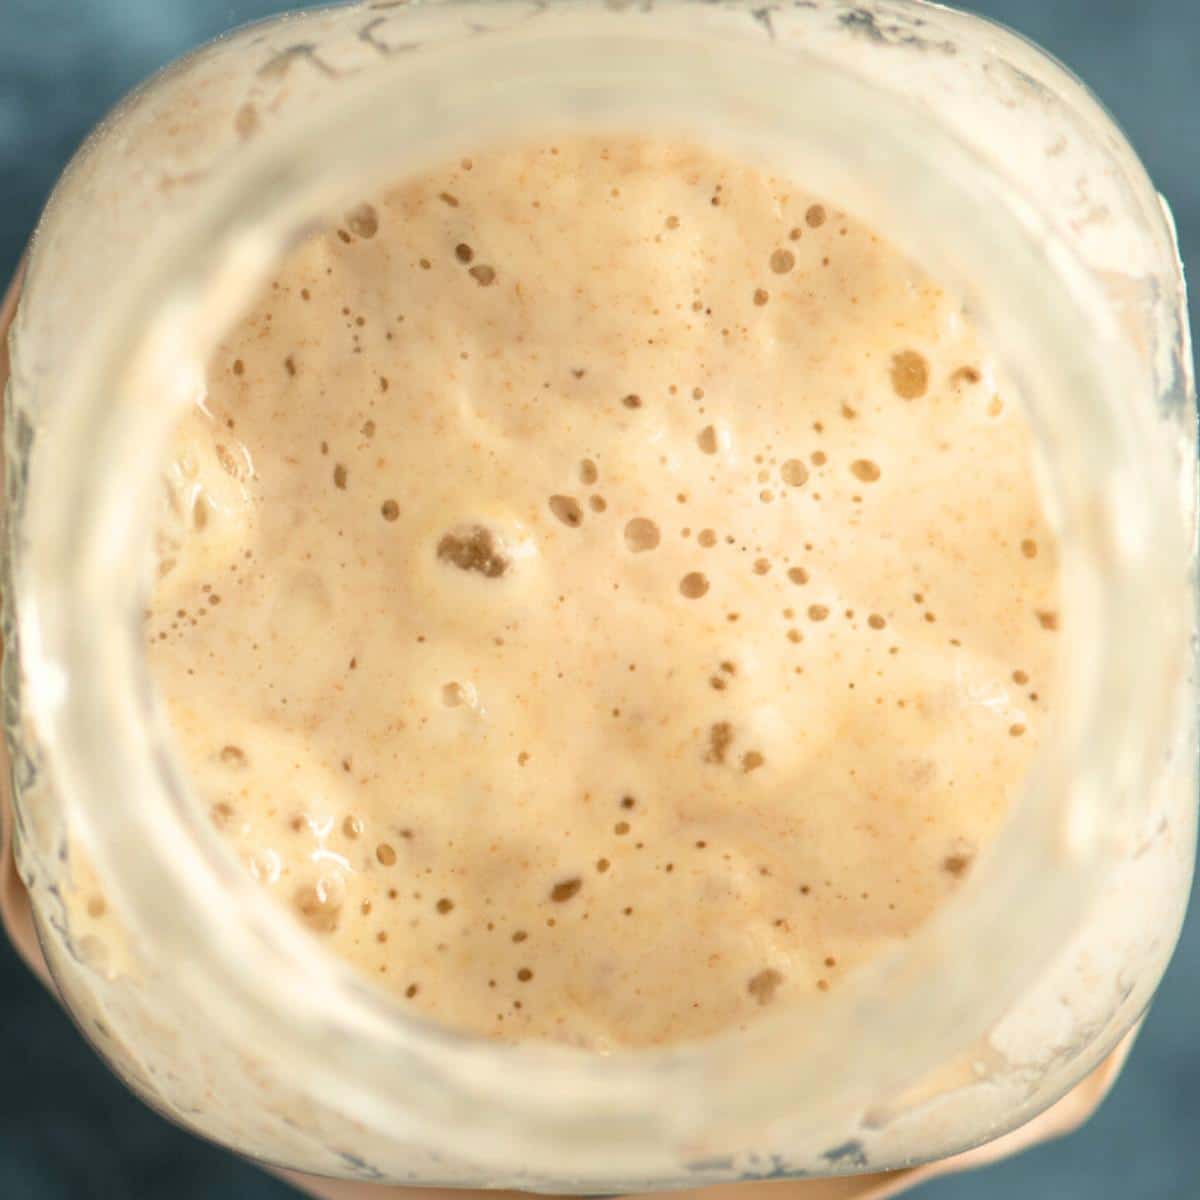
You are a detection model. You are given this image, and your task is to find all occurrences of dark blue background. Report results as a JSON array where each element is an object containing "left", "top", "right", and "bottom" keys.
[{"left": 2, "top": 3, "right": 1197, "bottom": 1197}]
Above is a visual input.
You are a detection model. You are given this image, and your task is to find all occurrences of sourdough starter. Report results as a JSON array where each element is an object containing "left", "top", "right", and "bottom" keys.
[{"left": 147, "top": 137, "right": 1059, "bottom": 1049}]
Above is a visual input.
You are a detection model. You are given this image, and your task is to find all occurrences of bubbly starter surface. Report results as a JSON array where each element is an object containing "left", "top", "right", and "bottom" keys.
[{"left": 148, "top": 138, "right": 1060, "bottom": 1049}]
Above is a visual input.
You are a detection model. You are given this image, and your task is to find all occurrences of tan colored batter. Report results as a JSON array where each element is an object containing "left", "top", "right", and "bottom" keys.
[{"left": 147, "top": 137, "right": 1059, "bottom": 1049}]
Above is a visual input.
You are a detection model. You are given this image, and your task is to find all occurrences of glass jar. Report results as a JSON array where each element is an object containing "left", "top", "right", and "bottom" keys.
[{"left": 4, "top": 0, "right": 1194, "bottom": 1189}]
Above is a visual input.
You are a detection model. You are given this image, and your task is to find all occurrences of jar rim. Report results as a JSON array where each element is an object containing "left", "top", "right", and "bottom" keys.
[{"left": 15, "top": 1, "right": 1189, "bottom": 1180}]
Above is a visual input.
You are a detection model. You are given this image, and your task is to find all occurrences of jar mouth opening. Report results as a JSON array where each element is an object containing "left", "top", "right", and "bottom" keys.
[{"left": 18, "top": 7, "right": 1186, "bottom": 1177}]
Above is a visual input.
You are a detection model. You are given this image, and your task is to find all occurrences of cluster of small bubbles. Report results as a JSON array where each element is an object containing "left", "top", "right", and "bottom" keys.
[{"left": 437, "top": 525, "right": 509, "bottom": 577}]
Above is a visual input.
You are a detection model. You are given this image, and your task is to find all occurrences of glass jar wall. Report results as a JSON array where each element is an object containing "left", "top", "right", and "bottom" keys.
[{"left": 4, "top": 1, "right": 1194, "bottom": 1189}]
